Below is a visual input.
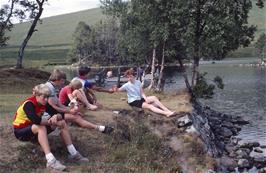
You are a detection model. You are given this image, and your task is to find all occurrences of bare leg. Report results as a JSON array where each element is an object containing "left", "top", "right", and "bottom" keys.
[
  {"left": 73, "top": 89, "right": 98, "bottom": 110},
  {"left": 31, "top": 125, "right": 51, "bottom": 154},
  {"left": 58, "top": 120, "right": 72, "bottom": 146},
  {"left": 64, "top": 113, "right": 97, "bottom": 129},
  {"left": 142, "top": 102, "right": 174, "bottom": 117},
  {"left": 146, "top": 96, "right": 172, "bottom": 113}
]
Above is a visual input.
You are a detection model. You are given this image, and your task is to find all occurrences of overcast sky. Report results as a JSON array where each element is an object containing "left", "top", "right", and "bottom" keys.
[{"left": 0, "top": 0, "right": 100, "bottom": 18}]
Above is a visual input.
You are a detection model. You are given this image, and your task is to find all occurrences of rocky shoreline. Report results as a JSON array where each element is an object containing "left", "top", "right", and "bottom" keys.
[{"left": 177, "top": 105, "right": 266, "bottom": 173}]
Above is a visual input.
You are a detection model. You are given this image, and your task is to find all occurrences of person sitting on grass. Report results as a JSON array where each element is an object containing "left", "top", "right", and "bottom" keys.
[
  {"left": 113, "top": 68, "right": 176, "bottom": 117},
  {"left": 59, "top": 79, "right": 97, "bottom": 111},
  {"left": 45, "top": 69, "right": 113, "bottom": 135},
  {"left": 13, "top": 84, "right": 88, "bottom": 171},
  {"left": 72, "top": 66, "right": 114, "bottom": 108}
]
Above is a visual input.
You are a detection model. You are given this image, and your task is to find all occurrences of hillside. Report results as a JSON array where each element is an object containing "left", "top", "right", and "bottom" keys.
[{"left": 7, "top": 8, "right": 104, "bottom": 46}]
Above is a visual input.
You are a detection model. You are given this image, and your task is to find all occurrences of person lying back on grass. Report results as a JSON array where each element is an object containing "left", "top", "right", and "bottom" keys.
[
  {"left": 13, "top": 84, "right": 88, "bottom": 171},
  {"left": 113, "top": 68, "right": 176, "bottom": 117}
]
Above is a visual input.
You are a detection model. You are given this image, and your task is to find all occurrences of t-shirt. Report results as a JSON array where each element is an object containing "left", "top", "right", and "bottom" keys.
[
  {"left": 59, "top": 86, "right": 73, "bottom": 105},
  {"left": 121, "top": 80, "right": 142, "bottom": 103},
  {"left": 45, "top": 81, "right": 58, "bottom": 97}
]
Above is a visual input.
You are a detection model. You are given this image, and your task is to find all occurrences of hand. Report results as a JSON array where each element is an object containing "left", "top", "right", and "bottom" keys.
[
  {"left": 112, "top": 85, "right": 118, "bottom": 92},
  {"left": 69, "top": 107, "right": 78, "bottom": 114},
  {"left": 108, "top": 88, "right": 114, "bottom": 93},
  {"left": 48, "top": 114, "right": 58, "bottom": 125},
  {"left": 56, "top": 120, "right": 66, "bottom": 129}
]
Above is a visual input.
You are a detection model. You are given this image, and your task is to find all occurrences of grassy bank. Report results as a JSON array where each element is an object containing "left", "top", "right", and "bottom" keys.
[{"left": 0, "top": 68, "right": 218, "bottom": 172}]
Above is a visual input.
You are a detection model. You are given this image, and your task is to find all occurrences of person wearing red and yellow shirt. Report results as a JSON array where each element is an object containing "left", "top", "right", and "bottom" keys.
[{"left": 13, "top": 84, "right": 88, "bottom": 171}]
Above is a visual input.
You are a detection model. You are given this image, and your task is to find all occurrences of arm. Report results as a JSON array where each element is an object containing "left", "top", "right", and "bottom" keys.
[
  {"left": 92, "top": 85, "right": 114, "bottom": 93},
  {"left": 140, "top": 87, "right": 148, "bottom": 101},
  {"left": 48, "top": 97, "right": 76, "bottom": 114},
  {"left": 23, "top": 102, "right": 50, "bottom": 126}
]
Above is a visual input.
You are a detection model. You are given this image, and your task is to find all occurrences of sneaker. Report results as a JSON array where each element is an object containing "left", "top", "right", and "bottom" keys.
[
  {"left": 68, "top": 152, "right": 89, "bottom": 164},
  {"left": 46, "top": 159, "right": 66, "bottom": 171},
  {"left": 102, "top": 125, "right": 114, "bottom": 134}
]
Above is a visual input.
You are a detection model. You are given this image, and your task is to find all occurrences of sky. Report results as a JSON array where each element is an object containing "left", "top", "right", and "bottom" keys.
[{"left": 0, "top": 0, "right": 100, "bottom": 18}]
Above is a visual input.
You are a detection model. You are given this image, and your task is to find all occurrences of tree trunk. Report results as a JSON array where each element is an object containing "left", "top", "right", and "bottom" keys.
[
  {"left": 156, "top": 42, "right": 165, "bottom": 92},
  {"left": 177, "top": 58, "right": 195, "bottom": 102},
  {"left": 117, "top": 66, "right": 121, "bottom": 87},
  {"left": 148, "top": 47, "right": 156, "bottom": 90},
  {"left": 0, "top": 0, "right": 16, "bottom": 46},
  {"left": 191, "top": 0, "right": 202, "bottom": 86},
  {"left": 16, "top": 0, "right": 44, "bottom": 69}
]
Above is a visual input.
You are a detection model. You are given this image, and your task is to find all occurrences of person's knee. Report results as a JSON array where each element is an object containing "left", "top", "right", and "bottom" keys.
[
  {"left": 32, "top": 125, "right": 47, "bottom": 134},
  {"left": 151, "top": 96, "right": 158, "bottom": 100},
  {"left": 142, "top": 103, "right": 152, "bottom": 109}
]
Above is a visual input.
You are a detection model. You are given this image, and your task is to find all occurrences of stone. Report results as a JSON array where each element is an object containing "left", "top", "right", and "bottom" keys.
[
  {"left": 238, "top": 159, "right": 251, "bottom": 169},
  {"left": 177, "top": 115, "right": 192, "bottom": 127},
  {"left": 253, "top": 156, "right": 266, "bottom": 165},
  {"left": 219, "top": 127, "right": 233, "bottom": 138},
  {"left": 259, "top": 167, "right": 266, "bottom": 173},
  {"left": 236, "top": 149, "right": 250, "bottom": 159},
  {"left": 219, "top": 156, "right": 238, "bottom": 172},
  {"left": 254, "top": 148, "right": 264, "bottom": 153},
  {"left": 240, "top": 142, "right": 260, "bottom": 150},
  {"left": 232, "top": 116, "right": 249, "bottom": 125},
  {"left": 260, "top": 145, "right": 266, "bottom": 149}
]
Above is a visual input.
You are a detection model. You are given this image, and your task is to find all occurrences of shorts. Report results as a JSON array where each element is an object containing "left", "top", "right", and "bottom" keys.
[
  {"left": 14, "top": 125, "right": 54, "bottom": 142},
  {"left": 128, "top": 98, "right": 145, "bottom": 108}
]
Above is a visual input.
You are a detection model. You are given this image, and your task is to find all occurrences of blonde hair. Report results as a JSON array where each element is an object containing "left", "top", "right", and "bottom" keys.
[
  {"left": 70, "top": 79, "right": 82, "bottom": 90},
  {"left": 48, "top": 69, "right": 66, "bottom": 81},
  {"left": 33, "top": 84, "right": 51, "bottom": 97}
]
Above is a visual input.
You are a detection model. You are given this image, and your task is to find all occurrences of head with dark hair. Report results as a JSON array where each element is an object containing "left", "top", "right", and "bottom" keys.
[
  {"left": 78, "top": 66, "right": 91, "bottom": 76},
  {"left": 124, "top": 68, "right": 135, "bottom": 77}
]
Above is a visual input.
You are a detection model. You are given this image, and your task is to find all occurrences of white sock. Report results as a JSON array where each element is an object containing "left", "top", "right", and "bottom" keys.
[
  {"left": 67, "top": 144, "right": 78, "bottom": 156},
  {"left": 45, "top": 153, "right": 56, "bottom": 163},
  {"left": 97, "top": 125, "right": 105, "bottom": 132}
]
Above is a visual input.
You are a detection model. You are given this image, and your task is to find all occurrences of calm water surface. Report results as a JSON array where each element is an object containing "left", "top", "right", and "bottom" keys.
[{"left": 164, "top": 59, "right": 266, "bottom": 155}]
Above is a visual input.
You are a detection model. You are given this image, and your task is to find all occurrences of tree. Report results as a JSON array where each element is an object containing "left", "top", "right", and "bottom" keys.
[
  {"left": 0, "top": 0, "right": 25, "bottom": 47},
  {"left": 16, "top": 0, "right": 47, "bottom": 69},
  {"left": 68, "top": 21, "right": 92, "bottom": 63},
  {"left": 255, "top": 33, "right": 266, "bottom": 59},
  {"left": 69, "top": 19, "right": 120, "bottom": 66},
  {"left": 101, "top": 0, "right": 263, "bottom": 98}
]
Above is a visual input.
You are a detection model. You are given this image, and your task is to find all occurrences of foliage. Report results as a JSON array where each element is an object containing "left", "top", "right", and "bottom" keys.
[
  {"left": 0, "top": 0, "right": 19, "bottom": 47},
  {"left": 255, "top": 33, "right": 266, "bottom": 57},
  {"left": 68, "top": 18, "right": 120, "bottom": 65},
  {"left": 193, "top": 73, "right": 224, "bottom": 99}
]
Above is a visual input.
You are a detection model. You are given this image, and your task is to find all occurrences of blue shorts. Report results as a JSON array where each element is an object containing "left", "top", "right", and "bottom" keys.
[{"left": 14, "top": 125, "right": 54, "bottom": 142}]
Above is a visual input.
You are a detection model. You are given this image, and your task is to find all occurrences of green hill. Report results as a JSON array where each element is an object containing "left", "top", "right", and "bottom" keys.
[
  {"left": 0, "top": 8, "right": 105, "bottom": 66},
  {"left": 0, "top": 5, "right": 265, "bottom": 67},
  {"left": 8, "top": 8, "right": 104, "bottom": 46}
]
